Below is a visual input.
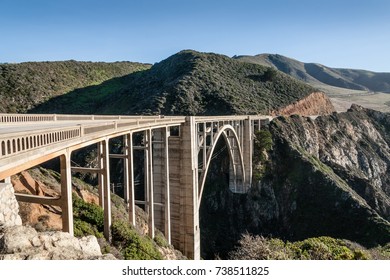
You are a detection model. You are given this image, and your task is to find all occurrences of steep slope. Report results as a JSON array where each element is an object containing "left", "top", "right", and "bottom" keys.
[
  {"left": 32, "top": 50, "right": 332, "bottom": 116},
  {"left": 199, "top": 105, "right": 390, "bottom": 258},
  {"left": 235, "top": 54, "right": 390, "bottom": 92},
  {"left": 0, "top": 61, "right": 150, "bottom": 113},
  {"left": 265, "top": 106, "right": 390, "bottom": 245}
]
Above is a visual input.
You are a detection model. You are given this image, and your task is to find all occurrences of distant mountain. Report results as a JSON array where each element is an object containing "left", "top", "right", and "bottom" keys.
[
  {"left": 32, "top": 50, "right": 331, "bottom": 116},
  {"left": 234, "top": 54, "right": 390, "bottom": 93},
  {"left": 0, "top": 61, "right": 150, "bottom": 113}
]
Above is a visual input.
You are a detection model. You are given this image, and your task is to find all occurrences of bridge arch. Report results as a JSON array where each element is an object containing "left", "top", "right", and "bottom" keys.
[{"left": 198, "top": 124, "right": 245, "bottom": 207}]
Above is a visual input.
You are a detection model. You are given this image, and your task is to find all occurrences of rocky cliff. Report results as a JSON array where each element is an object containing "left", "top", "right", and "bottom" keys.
[{"left": 200, "top": 105, "right": 390, "bottom": 258}]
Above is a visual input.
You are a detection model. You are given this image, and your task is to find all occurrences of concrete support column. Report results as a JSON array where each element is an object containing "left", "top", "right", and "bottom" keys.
[
  {"left": 124, "top": 133, "right": 135, "bottom": 226},
  {"left": 179, "top": 117, "right": 200, "bottom": 259},
  {"left": 97, "top": 142, "right": 104, "bottom": 208},
  {"left": 60, "top": 151, "right": 73, "bottom": 235},
  {"left": 153, "top": 127, "right": 171, "bottom": 244},
  {"left": 168, "top": 136, "right": 181, "bottom": 252},
  {"left": 101, "top": 139, "right": 112, "bottom": 240},
  {"left": 243, "top": 118, "right": 253, "bottom": 189},
  {"left": 146, "top": 129, "right": 155, "bottom": 239}
]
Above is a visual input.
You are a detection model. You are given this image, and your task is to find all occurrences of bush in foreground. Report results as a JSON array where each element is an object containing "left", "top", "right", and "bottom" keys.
[{"left": 229, "top": 233, "right": 372, "bottom": 260}]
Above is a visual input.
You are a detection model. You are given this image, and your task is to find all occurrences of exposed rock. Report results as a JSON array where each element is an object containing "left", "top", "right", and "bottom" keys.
[
  {"left": 200, "top": 105, "right": 390, "bottom": 259},
  {"left": 0, "top": 225, "right": 116, "bottom": 260},
  {"left": 256, "top": 104, "right": 390, "bottom": 246},
  {"left": 272, "top": 92, "right": 335, "bottom": 116},
  {"left": 0, "top": 183, "right": 22, "bottom": 230}
]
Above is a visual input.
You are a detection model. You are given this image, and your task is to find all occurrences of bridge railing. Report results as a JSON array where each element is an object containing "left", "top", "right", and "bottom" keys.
[
  {"left": 0, "top": 126, "right": 81, "bottom": 157},
  {"left": 0, "top": 117, "right": 186, "bottom": 159},
  {"left": 0, "top": 114, "right": 56, "bottom": 123},
  {"left": 0, "top": 113, "right": 170, "bottom": 123}
]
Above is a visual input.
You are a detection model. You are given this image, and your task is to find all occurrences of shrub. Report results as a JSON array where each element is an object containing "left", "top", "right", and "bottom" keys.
[
  {"left": 253, "top": 129, "right": 273, "bottom": 180},
  {"left": 111, "top": 220, "right": 163, "bottom": 260},
  {"left": 154, "top": 231, "right": 170, "bottom": 248},
  {"left": 287, "top": 236, "right": 370, "bottom": 260},
  {"left": 74, "top": 219, "right": 103, "bottom": 238},
  {"left": 229, "top": 234, "right": 371, "bottom": 260},
  {"left": 72, "top": 194, "right": 104, "bottom": 237}
]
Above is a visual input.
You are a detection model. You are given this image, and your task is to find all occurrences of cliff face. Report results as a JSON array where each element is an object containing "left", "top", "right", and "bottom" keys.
[
  {"left": 275, "top": 105, "right": 389, "bottom": 208},
  {"left": 200, "top": 105, "right": 390, "bottom": 258},
  {"left": 272, "top": 92, "right": 335, "bottom": 116}
]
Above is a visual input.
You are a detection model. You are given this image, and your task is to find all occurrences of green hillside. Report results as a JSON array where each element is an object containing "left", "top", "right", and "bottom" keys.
[
  {"left": 0, "top": 61, "right": 150, "bottom": 113},
  {"left": 32, "top": 50, "right": 317, "bottom": 116}
]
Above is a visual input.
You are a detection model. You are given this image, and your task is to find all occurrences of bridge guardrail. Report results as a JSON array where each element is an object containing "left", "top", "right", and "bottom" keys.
[
  {"left": 0, "top": 125, "right": 81, "bottom": 157},
  {"left": 0, "top": 113, "right": 170, "bottom": 123},
  {"left": 0, "top": 117, "right": 186, "bottom": 159}
]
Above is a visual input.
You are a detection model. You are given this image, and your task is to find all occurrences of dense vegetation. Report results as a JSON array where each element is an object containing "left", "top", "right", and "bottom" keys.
[
  {"left": 0, "top": 60, "right": 150, "bottom": 113},
  {"left": 229, "top": 233, "right": 390, "bottom": 260},
  {"left": 73, "top": 194, "right": 104, "bottom": 238},
  {"left": 32, "top": 50, "right": 316, "bottom": 115},
  {"left": 111, "top": 220, "right": 163, "bottom": 260}
]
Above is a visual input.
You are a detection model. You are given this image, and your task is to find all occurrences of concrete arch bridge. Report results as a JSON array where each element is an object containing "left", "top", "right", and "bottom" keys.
[{"left": 0, "top": 113, "right": 272, "bottom": 259}]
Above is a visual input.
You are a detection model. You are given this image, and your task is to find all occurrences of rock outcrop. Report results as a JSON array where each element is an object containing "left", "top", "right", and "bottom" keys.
[
  {"left": 272, "top": 92, "right": 335, "bottom": 116},
  {"left": 0, "top": 226, "right": 115, "bottom": 260},
  {"left": 0, "top": 181, "right": 116, "bottom": 260},
  {"left": 0, "top": 183, "right": 22, "bottom": 230}
]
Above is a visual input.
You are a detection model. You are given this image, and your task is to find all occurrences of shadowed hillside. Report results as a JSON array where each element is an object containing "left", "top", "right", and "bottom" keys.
[{"left": 0, "top": 61, "right": 150, "bottom": 113}]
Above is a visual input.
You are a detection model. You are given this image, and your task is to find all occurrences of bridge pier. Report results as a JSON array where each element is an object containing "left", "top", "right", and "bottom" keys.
[
  {"left": 100, "top": 139, "right": 112, "bottom": 241},
  {"left": 60, "top": 152, "right": 73, "bottom": 235},
  {"left": 123, "top": 133, "right": 136, "bottom": 226},
  {"left": 170, "top": 117, "right": 200, "bottom": 259},
  {"left": 153, "top": 127, "right": 171, "bottom": 244},
  {"left": 146, "top": 129, "right": 155, "bottom": 239},
  {"left": 243, "top": 118, "right": 253, "bottom": 189}
]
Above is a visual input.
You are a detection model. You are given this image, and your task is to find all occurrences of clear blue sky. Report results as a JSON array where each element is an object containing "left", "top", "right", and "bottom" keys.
[{"left": 1, "top": 0, "right": 390, "bottom": 71}]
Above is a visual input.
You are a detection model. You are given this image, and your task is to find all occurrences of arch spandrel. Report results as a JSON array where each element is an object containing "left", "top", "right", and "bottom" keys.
[{"left": 197, "top": 124, "right": 246, "bottom": 208}]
